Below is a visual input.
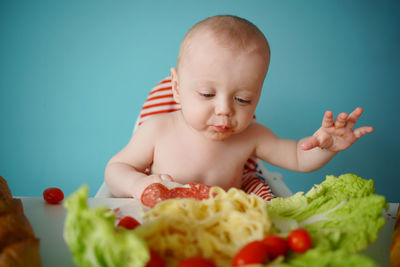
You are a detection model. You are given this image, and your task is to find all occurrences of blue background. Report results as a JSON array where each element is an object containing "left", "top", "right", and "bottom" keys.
[{"left": 1, "top": 0, "right": 399, "bottom": 202}]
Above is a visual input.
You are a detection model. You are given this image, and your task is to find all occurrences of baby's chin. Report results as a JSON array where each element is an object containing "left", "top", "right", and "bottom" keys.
[{"left": 206, "top": 131, "right": 235, "bottom": 141}]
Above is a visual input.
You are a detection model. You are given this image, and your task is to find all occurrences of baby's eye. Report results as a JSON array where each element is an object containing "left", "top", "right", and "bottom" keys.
[
  {"left": 235, "top": 97, "right": 251, "bottom": 104},
  {"left": 199, "top": 92, "right": 215, "bottom": 98}
]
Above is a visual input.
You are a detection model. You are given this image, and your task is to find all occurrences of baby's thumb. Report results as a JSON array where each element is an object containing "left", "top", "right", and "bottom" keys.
[{"left": 300, "top": 137, "right": 319, "bottom": 150}]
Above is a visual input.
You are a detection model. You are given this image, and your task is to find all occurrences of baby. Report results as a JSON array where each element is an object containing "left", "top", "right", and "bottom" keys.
[{"left": 105, "top": 15, "right": 374, "bottom": 199}]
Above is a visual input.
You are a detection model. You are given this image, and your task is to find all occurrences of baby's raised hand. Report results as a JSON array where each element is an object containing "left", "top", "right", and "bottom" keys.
[{"left": 300, "top": 107, "right": 374, "bottom": 152}]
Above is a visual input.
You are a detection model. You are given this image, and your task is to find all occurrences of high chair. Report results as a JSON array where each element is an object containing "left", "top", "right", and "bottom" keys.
[{"left": 96, "top": 77, "right": 292, "bottom": 199}]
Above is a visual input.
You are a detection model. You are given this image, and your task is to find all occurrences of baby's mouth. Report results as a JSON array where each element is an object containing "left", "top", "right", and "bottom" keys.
[{"left": 213, "top": 125, "right": 231, "bottom": 133}]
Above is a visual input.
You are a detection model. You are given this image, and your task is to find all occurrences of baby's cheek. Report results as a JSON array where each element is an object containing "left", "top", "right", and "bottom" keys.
[
  {"left": 233, "top": 121, "right": 250, "bottom": 135},
  {"left": 192, "top": 112, "right": 212, "bottom": 130}
]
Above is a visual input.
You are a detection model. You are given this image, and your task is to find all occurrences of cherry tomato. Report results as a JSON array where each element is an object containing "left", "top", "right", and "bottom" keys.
[
  {"left": 146, "top": 249, "right": 165, "bottom": 267},
  {"left": 177, "top": 257, "right": 216, "bottom": 267},
  {"left": 43, "top": 187, "right": 64, "bottom": 204},
  {"left": 288, "top": 228, "right": 312, "bottom": 253},
  {"left": 262, "top": 235, "right": 289, "bottom": 259},
  {"left": 117, "top": 216, "right": 141, "bottom": 230},
  {"left": 233, "top": 240, "right": 269, "bottom": 266}
]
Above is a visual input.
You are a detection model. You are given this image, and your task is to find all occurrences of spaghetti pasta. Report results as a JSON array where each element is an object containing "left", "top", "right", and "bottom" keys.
[{"left": 134, "top": 187, "right": 272, "bottom": 266}]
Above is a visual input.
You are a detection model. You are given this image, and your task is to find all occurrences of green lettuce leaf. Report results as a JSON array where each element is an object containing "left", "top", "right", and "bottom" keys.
[
  {"left": 280, "top": 248, "right": 377, "bottom": 267},
  {"left": 63, "top": 185, "right": 149, "bottom": 267},
  {"left": 267, "top": 174, "right": 387, "bottom": 266}
]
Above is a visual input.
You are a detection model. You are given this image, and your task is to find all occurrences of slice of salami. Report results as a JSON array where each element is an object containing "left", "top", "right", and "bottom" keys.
[
  {"left": 141, "top": 183, "right": 170, "bottom": 208},
  {"left": 189, "top": 183, "right": 211, "bottom": 200},
  {"left": 169, "top": 187, "right": 196, "bottom": 199},
  {"left": 141, "top": 182, "right": 212, "bottom": 208}
]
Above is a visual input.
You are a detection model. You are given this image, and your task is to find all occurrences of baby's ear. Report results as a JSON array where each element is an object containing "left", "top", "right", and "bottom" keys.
[{"left": 170, "top": 67, "right": 180, "bottom": 104}]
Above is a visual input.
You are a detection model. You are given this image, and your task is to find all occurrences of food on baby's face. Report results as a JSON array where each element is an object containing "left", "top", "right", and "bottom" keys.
[{"left": 43, "top": 187, "right": 64, "bottom": 204}]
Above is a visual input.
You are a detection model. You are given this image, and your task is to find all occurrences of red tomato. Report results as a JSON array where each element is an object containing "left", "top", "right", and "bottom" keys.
[
  {"left": 233, "top": 240, "right": 269, "bottom": 266},
  {"left": 146, "top": 249, "right": 165, "bottom": 267},
  {"left": 177, "top": 257, "right": 216, "bottom": 267},
  {"left": 288, "top": 228, "right": 312, "bottom": 253},
  {"left": 43, "top": 187, "right": 64, "bottom": 204},
  {"left": 262, "top": 235, "right": 289, "bottom": 259},
  {"left": 117, "top": 216, "right": 141, "bottom": 230}
]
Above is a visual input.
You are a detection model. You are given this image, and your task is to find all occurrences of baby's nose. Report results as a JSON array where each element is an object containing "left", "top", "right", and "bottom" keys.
[{"left": 215, "top": 98, "right": 233, "bottom": 116}]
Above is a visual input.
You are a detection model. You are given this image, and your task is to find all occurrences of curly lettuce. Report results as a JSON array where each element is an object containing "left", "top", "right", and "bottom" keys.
[
  {"left": 63, "top": 185, "right": 149, "bottom": 267},
  {"left": 268, "top": 174, "right": 387, "bottom": 266}
]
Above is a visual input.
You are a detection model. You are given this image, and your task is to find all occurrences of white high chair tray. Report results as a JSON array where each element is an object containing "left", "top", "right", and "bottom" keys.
[{"left": 19, "top": 196, "right": 398, "bottom": 267}]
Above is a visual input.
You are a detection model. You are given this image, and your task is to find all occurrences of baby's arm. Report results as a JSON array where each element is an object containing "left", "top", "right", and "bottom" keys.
[
  {"left": 104, "top": 118, "right": 173, "bottom": 199},
  {"left": 253, "top": 126, "right": 332, "bottom": 172},
  {"left": 254, "top": 107, "right": 373, "bottom": 172}
]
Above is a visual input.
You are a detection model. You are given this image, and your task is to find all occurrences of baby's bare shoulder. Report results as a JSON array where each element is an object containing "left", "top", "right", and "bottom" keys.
[
  {"left": 244, "top": 121, "right": 274, "bottom": 136},
  {"left": 139, "top": 112, "right": 177, "bottom": 131}
]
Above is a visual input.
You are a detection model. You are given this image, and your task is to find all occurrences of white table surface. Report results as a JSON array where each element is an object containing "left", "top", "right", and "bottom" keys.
[{"left": 20, "top": 197, "right": 398, "bottom": 267}]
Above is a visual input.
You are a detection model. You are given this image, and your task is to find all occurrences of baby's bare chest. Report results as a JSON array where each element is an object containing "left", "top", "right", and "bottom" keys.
[{"left": 152, "top": 137, "right": 252, "bottom": 189}]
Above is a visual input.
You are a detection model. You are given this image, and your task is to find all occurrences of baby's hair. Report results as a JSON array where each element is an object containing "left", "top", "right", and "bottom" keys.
[{"left": 177, "top": 15, "right": 270, "bottom": 70}]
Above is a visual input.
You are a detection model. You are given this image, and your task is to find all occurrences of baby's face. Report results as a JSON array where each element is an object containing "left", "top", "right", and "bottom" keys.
[{"left": 173, "top": 32, "right": 269, "bottom": 141}]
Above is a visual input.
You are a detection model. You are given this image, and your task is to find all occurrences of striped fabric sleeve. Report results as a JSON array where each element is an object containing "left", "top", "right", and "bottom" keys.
[
  {"left": 242, "top": 157, "right": 274, "bottom": 201},
  {"left": 134, "top": 77, "right": 181, "bottom": 130},
  {"left": 135, "top": 77, "right": 274, "bottom": 201}
]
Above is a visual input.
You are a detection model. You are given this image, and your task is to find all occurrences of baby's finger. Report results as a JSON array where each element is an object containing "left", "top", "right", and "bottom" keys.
[
  {"left": 334, "top": 112, "right": 348, "bottom": 129},
  {"left": 353, "top": 126, "right": 374, "bottom": 138},
  {"left": 322, "top": 110, "right": 334, "bottom": 128},
  {"left": 300, "top": 136, "right": 320, "bottom": 150},
  {"left": 346, "top": 107, "right": 363, "bottom": 129}
]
